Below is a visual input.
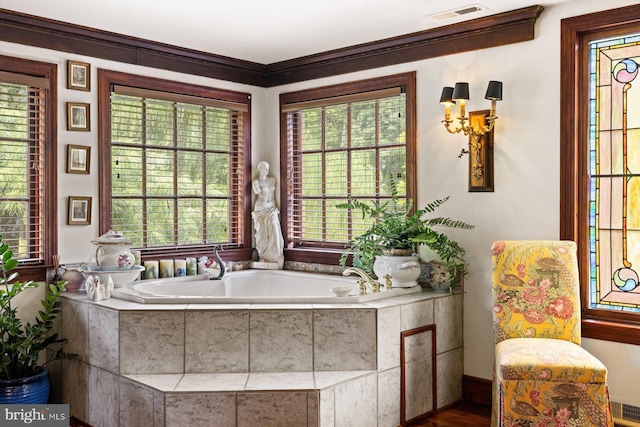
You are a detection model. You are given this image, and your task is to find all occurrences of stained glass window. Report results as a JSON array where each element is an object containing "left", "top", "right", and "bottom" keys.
[{"left": 589, "top": 33, "right": 640, "bottom": 312}]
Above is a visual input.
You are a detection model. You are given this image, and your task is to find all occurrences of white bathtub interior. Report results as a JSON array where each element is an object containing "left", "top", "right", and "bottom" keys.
[{"left": 111, "top": 269, "right": 422, "bottom": 303}]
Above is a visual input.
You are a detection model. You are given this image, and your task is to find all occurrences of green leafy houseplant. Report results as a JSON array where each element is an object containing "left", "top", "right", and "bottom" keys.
[
  {"left": 0, "top": 235, "right": 76, "bottom": 381},
  {"left": 337, "top": 180, "right": 474, "bottom": 280}
]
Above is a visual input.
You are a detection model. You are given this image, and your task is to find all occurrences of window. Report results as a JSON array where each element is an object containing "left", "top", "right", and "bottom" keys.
[
  {"left": 561, "top": 5, "right": 640, "bottom": 344},
  {"left": 98, "top": 70, "right": 252, "bottom": 260},
  {"left": 280, "top": 73, "right": 416, "bottom": 264},
  {"left": 0, "top": 56, "right": 56, "bottom": 281},
  {"left": 587, "top": 34, "right": 640, "bottom": 314}
]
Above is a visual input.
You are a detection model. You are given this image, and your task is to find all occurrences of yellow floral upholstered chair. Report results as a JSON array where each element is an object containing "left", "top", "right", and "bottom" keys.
[{"left": 491, "top": 240, "right": 613, "bottom": 427}]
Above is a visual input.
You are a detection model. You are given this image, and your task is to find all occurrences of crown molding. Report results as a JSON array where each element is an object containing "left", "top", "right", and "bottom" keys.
[
  {"left": 264, "top": 5, "right": 543, "bottom": 86},
  {"left": 0, "top": 6, "right": 543, "bottom": 87}
]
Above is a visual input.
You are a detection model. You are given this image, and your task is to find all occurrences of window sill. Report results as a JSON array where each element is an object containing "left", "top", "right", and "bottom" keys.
[
  {"left": 14, "top": 265, "right": 49, "bottom": 283},
  {"left": 582, "top": 318, "right": 640, "bottom": 346}
]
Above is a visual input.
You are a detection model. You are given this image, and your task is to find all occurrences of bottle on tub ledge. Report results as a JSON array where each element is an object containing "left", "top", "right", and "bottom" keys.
[
  {"left": 186, "top": 257, "right": 197, "bottom": 275},
  {"left": 174, "top": 259, "right": 187, "bottom": 277},
  {"left": 159, "top": 259, "right": 174, "bottom": 278}
]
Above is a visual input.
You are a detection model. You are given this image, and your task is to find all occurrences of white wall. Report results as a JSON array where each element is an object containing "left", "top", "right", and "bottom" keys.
[{"left": 3, "top": 0, "right": 639, "bottom": 407}]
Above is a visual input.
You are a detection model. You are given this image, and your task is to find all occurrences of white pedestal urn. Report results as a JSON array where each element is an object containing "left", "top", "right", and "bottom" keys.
[{"left": 373, "top": 252, "right": 421, "bottom": 288}]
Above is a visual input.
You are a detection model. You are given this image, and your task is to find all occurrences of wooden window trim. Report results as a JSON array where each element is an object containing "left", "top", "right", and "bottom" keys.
[
  {"left": 560, "top": 4, "right": 640, "bottom": 344},
  {"left": 0, "top": 55, "right": 56, "bottom": 282},
  {"left": 98, "top": 69, "right": 253, "bottom": 261},
  {"left": 279, "top": 72, "right": 416, "bottom": 265}
]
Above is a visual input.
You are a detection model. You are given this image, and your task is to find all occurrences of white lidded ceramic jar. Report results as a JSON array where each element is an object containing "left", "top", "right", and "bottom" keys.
[
  {"left": 373, "top": 253, "right": 421, "bottom": 288},
  {"left": 91, "top": 230, "right": 135, "bottom": 271}
]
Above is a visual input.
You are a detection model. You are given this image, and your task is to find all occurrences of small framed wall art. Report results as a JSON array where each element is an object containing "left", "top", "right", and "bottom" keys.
[
  {"left": 67, "top": 102, "right": 90, "bottom": 131},
  {"left": 66, "top": 144, "right": 91, "bottom": 174},
  {"left": 67, "top": 60, "right": 91, "bottom": 91},
  {"left": 68, "top": 196, "right": 92, "bottom": 225}
]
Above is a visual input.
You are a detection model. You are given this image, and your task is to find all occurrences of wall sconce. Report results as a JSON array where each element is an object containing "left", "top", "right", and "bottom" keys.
[{"left": 439, "top": 81, "right": 503, "bottom": 192}]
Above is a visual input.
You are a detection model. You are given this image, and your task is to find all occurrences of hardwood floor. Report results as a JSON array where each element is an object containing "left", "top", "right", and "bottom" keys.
[{"left": 411, "top": 401, "right": 492, "bottom": 427}]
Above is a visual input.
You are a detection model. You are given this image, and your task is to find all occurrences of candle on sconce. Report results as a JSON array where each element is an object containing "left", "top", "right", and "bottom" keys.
[
  {"left": 175, "top": 259, "right": 187, "bottom": 277},
  {"left": 144, "top": 261, "right": 159, "bottom": 280},
  {"left": 439, "top": 86, "right": 455, "bottom": 123},
  {"left": 159, "top": 259, "right": 174, "bottom": 278}
]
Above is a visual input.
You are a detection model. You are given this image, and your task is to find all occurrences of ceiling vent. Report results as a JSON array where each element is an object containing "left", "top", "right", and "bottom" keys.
[{"left": 428, "top": 4, "right": 487, "bottom": 21}]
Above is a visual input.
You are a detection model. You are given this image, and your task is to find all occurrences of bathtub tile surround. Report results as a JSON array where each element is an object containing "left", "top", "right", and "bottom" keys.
[
  {"left": 88, "top": 304, "right": 119, "bottom": 372},
  {"left": 245, "top": 372, "right": 315, "bottom": 390},
  {"left": 249, "top": 310, "right": 313, "bottom": 372},
  {"left": 401, "top": 299, "right": 434, "bottom": 331},
  {"left": 61, "top": 299, "right": 89, "bottom": 362},
  {"left": 237, "top": 391, "right": 308, "bottom": 427},
  {"left": 62, "top": 357, "right": 89, "bottom": 422},
  {"left": 185, "top": 310, "right": 249, "bottom": 373},
  {"left": 377, "top": 307, "right": 401, "bottom": 371},
  {"left": 436, "top": 347, "right": 464, "bottom": 408},
  {"left": 120, "top": 311, "right": 185, "bottom": 374},
  {"left": 175, "top": 373, "right": 249, "bottom": 391},
  {"left": 404, "top": 328, "right": 434, "bottom": 364},
  {"left": 166, "top": 392, "right": 236, "bottom": 427},
  {"left": 120, "top": 377, "right": 155, "bottom": 426},
  {"left": 334, "top": 374, "right": 378, "bottom": 426},
  {"left": 313, "top": 309, "right": 376, "bottom": 371},
  {"left": 89, "top": 365, "right": 119, "bottom": 427},
  {"left": 319, "top": 388, "right": 335, "bottom": 426},
  {"left": 377, "top": 367, "right": 401, "bottom": 426},
  {"left": 404, "top": 357, "right": 433, "bottom": 420},
  {"left": 56, "top": 288, "right": 463, "bottom": 426},
  {"left": 435, "top": 294, "right": 463, "bottom": 354}
]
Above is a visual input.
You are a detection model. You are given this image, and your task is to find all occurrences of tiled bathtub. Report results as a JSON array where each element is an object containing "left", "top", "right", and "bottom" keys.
[{"left": 52, "top": 286, "right": 463, "bottom": 426}]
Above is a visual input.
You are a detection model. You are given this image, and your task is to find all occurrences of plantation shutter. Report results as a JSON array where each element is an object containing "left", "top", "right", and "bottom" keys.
[
  {"left": 283, "top": 86, "right": 407, "bottom": 248},
  {"left": 109, "top": 85, "right": 246, "bottom": 250},
  {"left": 0, "top": 71, "right": 48, "bottom": 263}
]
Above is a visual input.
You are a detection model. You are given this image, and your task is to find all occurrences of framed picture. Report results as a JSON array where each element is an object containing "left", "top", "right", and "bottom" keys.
[
  {"left": 67, "top": 60, "right": 90, "bottom": 91},
  {"left": 66, "top": 144, "right": 91, "bottom": 174},
  {"left": 67, "top": 102, "right": 90, "bottom": 131},
  {"left": 68, "top": 196, "right": 91, "bottom": 225}
]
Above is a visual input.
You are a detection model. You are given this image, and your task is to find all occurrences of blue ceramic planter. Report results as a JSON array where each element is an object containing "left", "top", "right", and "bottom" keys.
[{"left": 0, "top": 367, "right": 50, "bottom": 404}]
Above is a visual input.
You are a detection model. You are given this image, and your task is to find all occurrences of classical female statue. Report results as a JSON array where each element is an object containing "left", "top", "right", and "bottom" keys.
[{"left": 252, "top": 161, "right": 284, "bottom": 268}]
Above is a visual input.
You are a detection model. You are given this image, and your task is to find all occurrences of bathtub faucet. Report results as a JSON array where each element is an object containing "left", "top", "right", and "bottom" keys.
[
  {"left": 209, "top": 245, "right": 226, "bottom": 280},
  {"left": 342, "top": 267, "right": 381, "bottom": 294}
]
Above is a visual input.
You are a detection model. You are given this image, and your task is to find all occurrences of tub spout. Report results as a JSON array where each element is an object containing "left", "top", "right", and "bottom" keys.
[
  {"left": 342, "top": 267, "right": 381, "bottom": 294},
  {"left": 210, "top": 245, "right": 226, "bottom": 280}
]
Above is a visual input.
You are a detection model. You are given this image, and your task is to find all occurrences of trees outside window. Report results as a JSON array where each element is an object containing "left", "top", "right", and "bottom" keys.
[
  {"left": 0, "top": 56, "right": 56, "bottom": 281},
  {"left": 98, "top": 70, "right": 252, "bottom": 260},
  {"left": 280, "top": 73, "right": 416, "bottom": 264}
]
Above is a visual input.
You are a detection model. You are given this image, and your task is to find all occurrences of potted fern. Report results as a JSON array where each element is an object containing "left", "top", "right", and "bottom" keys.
[
  {"left": 337, "top": 179, "right": 473, "bottom": 288},
  {"left": 0, "top": 234, "right": 76, "bottom": 404}
]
